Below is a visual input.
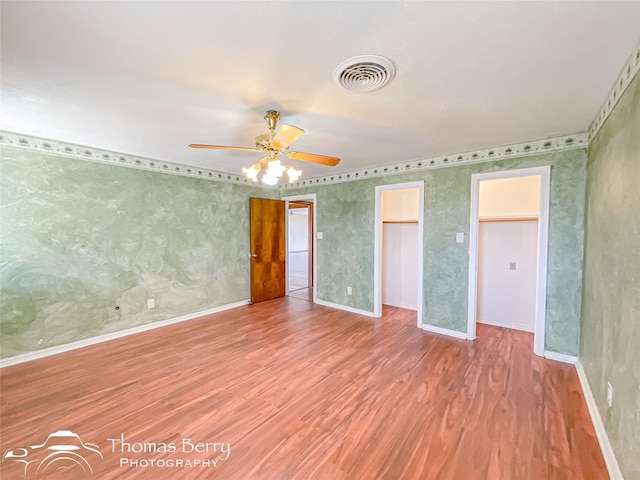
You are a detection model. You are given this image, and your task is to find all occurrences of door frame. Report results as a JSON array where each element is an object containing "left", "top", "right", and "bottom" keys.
[
  {"left": 282, "top": 194, "right": 317, "bottom": 303},
  {"left": 466, "top": 166, "right": 551, "bottom": 356},
  {"left": 374, "top": 181, "right": 424, "bottom": 327}
]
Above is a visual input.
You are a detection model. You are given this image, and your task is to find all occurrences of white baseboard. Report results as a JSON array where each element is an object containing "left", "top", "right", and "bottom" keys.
[
  {"left": 314, "top": 299, "right": 375, "bottom": 317},
  {"left": 421, "top": 323, "right": 468, "bottom": 340},
  {"left": 477, "top": 317, "right": 534, "bottom": 333},
  {"left": 0, "top": 300, "right": 250, "bottom": 368},
  {"left": 576, "top": 360, "right": 624, "bottom": 480},
  {"left": 544, "top": 351, "right": 578, "bottom": 364}
]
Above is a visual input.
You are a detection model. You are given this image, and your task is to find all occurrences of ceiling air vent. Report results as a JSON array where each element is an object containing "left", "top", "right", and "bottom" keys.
[{"left": 333, "top": 55, "right": 396, "bottom": 92}]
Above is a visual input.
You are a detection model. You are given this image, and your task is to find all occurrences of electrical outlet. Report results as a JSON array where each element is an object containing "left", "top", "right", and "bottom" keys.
[
  {"left": 607, "top": 381, "right": 613, "bottom": 407},
  {"left": 347, "top": 286, "right": 352, "bottom": 295},
  {"left": 147, "top": 298, "right": 155, "bottom": 309},
  {"left": 509, "top": 261, "right": 517, "bottom": 270},
  {"left": 317, "top": 232, "right": 323, "bottom": 239},
  {"left": 456, "top": 232, "right": 464, "bottom": 243}
]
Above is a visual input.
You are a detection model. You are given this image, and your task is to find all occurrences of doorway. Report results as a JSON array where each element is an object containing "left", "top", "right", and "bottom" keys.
[
  {"left": 283, "top": 194, "right": 317, "bottom": 303},
  {"left": 467, "top": 167, "right": 551, "bottom": 356},
  {"left": 374, "top": 181, "right": 424, "bottom": 327},
  {"left": 287, "top": 201, "right": 313, "bottom": 301}
]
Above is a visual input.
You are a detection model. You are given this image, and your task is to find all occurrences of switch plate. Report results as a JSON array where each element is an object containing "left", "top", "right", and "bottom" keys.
[
  {"left": 347, "top": 287, "right": 352, "bottom": 295},
  {"left": 456, "top": 232, "right": 464, "bottom": 243},
  {"left": 509, "top": 261, "right": 517, "bottom": 270},
  {"left": 317, "top": 232, "right": 323, "bottom": 239},
  {"left": 147, "top": 298, "right": 155, "bottom": 309}
]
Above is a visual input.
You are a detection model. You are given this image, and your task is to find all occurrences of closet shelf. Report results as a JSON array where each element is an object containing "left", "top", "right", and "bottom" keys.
[
  {"left": 479, "top": 216, "right": 538, "bottom": 223},
  {"left": 383, "top": 220, "right": 419, "bottom": 224}
]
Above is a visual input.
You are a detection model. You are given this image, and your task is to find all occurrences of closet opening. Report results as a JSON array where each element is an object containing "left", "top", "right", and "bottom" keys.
[
  {"left": 374, "top": 181, "right": 424, "bottom": 327},
  {"left": 467, "top": 167, "right": 551, "bottom": 356}
]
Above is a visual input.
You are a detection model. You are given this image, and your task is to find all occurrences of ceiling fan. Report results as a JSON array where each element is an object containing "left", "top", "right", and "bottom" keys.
[{"left": 189, "top": 110, "right": 340, "bottom": 185}]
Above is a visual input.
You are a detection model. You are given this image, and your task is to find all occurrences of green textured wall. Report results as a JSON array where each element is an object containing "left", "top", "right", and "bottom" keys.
[
  {"left": 580, "top": 72, "right": 640, "bottom": 478},
  {"left": 0, "top": 147, "right": 262, "bottom": 358},
  {"left": 287, "top": 148, "right": 587, "bottom": 355}
]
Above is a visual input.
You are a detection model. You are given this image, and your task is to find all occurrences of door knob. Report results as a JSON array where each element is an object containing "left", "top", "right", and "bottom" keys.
[{"left": 251, "top": 253, "right": 257, "bottom": 257}]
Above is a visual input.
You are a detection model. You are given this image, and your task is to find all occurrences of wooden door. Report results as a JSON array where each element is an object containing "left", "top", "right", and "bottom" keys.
[{"left": 250, "top": 197, "right": 286, "bottom": 303}]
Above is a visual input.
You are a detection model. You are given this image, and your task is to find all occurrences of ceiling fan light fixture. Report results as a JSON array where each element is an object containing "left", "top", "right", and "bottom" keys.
[
  {"left": 191, "top": 110, "right": 338, "bottom": 184},
  {"left": 244, "top": 156, "right": 300, "bottom": 185},
  {"left": 286, "top": 166, "right": 301, "bottom": 183},
  {"left": 242, "top": 163, "right": 260, "bottom": 182},
  {"left": 266, "top": 159, "right": 287, "bottom": 178},
  {"left": 261, "top": 172, "right": 279, "bottom": 186}
]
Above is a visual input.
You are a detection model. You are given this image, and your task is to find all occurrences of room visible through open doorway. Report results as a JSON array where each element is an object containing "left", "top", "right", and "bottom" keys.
[{"left": 285, "top": 197, "right": 315, "bottom": 302}]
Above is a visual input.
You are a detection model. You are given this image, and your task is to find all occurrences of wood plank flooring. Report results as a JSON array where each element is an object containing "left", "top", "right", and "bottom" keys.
[
  {"left": 0, "top": 298, "right": 607, "bottom": 479},
  {"left": 288, "top": 287, "right": 313, "bottom": 302}
]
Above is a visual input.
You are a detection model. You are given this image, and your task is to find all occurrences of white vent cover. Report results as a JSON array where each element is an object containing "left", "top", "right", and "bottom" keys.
[{"left": 333, "top": 55, "right": 396, "bottom": 92}]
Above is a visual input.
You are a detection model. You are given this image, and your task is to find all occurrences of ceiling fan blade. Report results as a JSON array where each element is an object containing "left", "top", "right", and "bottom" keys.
[
  {"left": 271, "top": 124, "right": 305, "bottom": 150},
  {"left": 189, "top": 144, "right": 259, "bottom": 152},
  {"left": 286, "top": 151, "right": 340, "bottom": 167}
]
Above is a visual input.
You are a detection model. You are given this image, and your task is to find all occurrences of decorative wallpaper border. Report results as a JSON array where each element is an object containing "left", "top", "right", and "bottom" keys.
[
  {"left": 1, "top": 130, "right": 588, "bottom": 190},
  {"left": 279, "top": 132, "right": 588, "bottom": 189},
  {"left": 589, "top": 40, "right": 640, "bottom": 140},
  {"left": 0, "top": 131, "right": 252, "bottom": 186}
]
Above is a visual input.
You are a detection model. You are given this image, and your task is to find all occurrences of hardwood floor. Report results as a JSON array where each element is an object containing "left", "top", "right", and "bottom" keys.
[
  {"left": 288, "top": 286, "right": 313, "bottom": 302},
  {"left": 0, "top": 298, "right": 606, "bottom": 479}
]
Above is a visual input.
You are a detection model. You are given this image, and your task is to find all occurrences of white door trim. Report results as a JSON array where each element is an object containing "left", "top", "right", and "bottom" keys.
[
  {"left": 283, "top": 194, "right": 317, "bottom": 304},
  {"left": 467, "top": 166, "right": 551, "bottom": 356},
  {"left": 374, "top": 181, "right": 424, "bottom": 328}
]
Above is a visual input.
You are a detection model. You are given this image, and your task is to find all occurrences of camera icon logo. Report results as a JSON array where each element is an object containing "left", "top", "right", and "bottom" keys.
[{"left": 3, "top": 430, "right": 102, "bottom": 479}]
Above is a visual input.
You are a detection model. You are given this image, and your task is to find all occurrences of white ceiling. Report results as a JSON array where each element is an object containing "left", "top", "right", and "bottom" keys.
[{"left": 2, "top": 1, "right": 639, "bottom": 179}]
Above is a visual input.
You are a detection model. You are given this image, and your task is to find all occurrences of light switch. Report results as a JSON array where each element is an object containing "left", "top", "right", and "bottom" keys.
[
  {"left": 317, "top": 232, "right": 323, "bottom": 239},
  {"left": 509, "top": 261, "right": 517, "bottom": 270},
  {"left": 456, "top": 232, "right": 464, "bottom": 243}
]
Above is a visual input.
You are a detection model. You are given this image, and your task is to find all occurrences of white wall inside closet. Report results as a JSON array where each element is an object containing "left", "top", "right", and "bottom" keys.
[
  {"left": 382, "top": 189, "right": 419, "bottom": 310},
  {"left": 477, "top": 176, "right": 539, "bottom": 332}
]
